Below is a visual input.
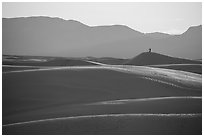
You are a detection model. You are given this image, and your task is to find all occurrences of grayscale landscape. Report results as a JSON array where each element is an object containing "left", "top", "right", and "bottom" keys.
[{"left": 2, "top": 2, "right": 202, "bottom": 135}]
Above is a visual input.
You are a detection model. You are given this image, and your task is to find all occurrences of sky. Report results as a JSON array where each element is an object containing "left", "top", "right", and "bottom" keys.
[{"left": 2, "top": 2, "right": 202, "bottom": 34}]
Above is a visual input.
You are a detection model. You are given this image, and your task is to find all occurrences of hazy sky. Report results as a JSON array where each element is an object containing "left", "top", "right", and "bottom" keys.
[{"left": 2, "top": 2, "right": 202, "bottom": 34}]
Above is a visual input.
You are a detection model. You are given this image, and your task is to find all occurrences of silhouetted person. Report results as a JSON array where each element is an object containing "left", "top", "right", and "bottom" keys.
[{"left": 149, "top": 48, "right": 151, "bottom": 52}]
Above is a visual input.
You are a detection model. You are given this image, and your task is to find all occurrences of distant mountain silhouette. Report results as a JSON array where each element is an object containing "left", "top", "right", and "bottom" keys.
[
  {"left": 2, "top": 16, "right": 202, "bottom": 59},
  {"left": 145, "top": 32, "right": 172, "bottom": 39},
  {"left": 125, "top": 52, "right": 201, "bottom": 66}
]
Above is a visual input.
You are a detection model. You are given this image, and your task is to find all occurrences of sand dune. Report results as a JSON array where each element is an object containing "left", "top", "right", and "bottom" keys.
[
  {"left": 3, "top": 64, "right": 201, "bottom": 89},
  {"left": 3, "top": 113, "right": 201, "bottom": 135},
  {"left": 88, "top": 96, "right": 201, "bottom": 105},
  {"left": 3, "top": 68, "right": 201, "bottom": 124},
  {"left": 3, "top": 96, "right": 202, "bottom": 134},
  {"left": 3, "top": 56, "right": 97, "bottom": 67},
  {"left": 149, "top": 64, "right": 202, "bottom": 74},
  {"left": 87, "top": 57, "right": 129, "bottom": 65},
  {"left": 111, "top": 65, "right": 201, "bottom": 89},
  {"left": 2, "top": 54, "right": 202, "bottom": 134},
  {"left": 125, "top": 52, "right": 201, "bottom": 66},
  {"left": 3, "top": 96, "right": 201, "bottom": 125},
  {"left": 3, "top": 113, "right": 201, "bottom": 127}
]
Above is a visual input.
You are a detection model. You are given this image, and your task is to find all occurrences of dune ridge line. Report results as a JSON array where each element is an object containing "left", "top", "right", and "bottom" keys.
[
  {"left": 87, "top": 96, "right": 202, "bottom": 105},
  {"left": 3, "top": 113, "right": 202, "bottom": 127}
]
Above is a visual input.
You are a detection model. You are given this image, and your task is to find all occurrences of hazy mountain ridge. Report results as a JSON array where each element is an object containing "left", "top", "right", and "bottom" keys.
[
  {"left": 145, "top": 32, "right": 172, "bottom": 39},
  {"left": 2, "top": 16, "right": 202, "bottom": 59}
]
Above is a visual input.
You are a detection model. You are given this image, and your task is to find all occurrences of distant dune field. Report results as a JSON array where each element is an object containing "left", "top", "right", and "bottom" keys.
[
  {"left": 125, "top": 52, "right": 201, "bottom": 66},
  {"left": 87, "top": 57, "right": 129, "bottom": 65},
  {"left": 3, "top": 55, "right": 97, "bottom": 67},
  {"left": 2, "top": 66, "right": 39, "bottom": 72}
]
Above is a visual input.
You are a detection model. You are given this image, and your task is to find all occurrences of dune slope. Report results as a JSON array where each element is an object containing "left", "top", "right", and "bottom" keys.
[
  {"left": 149, "top": 64, "right": 202, "bottom": 74},
  {"left": 125, "top": 52, "right": 201, "bottom": 66},
  {"left": 2, "top": 63, "right": 202, "bottom": 134}
]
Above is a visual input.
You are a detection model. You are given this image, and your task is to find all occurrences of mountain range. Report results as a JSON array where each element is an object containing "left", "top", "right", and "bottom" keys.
[{"left": 2, "top": 16, "right": 202, "bottom": 59}]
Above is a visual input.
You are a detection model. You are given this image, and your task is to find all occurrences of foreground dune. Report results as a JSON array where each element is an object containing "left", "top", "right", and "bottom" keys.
[
  {"left": 2, "top": 56, "right": 202, "bottom": 134},
  {"left": 3, "top": 96, "right": 202, "bottom": 134},
  {"left": 149, "top": 64, "right": 202, "bottom": 74},
  {"left": 3, "top": 66, "right": 202, "bottom": 134},
  {"left": 3, "top": 96, "right": 201, "bottom": 125},
  {"left": 3, "top": 64, "right": 201, "bottom": 88},
  {"left": 3, "top": 113, "right": 201, "bottom": 135}
]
